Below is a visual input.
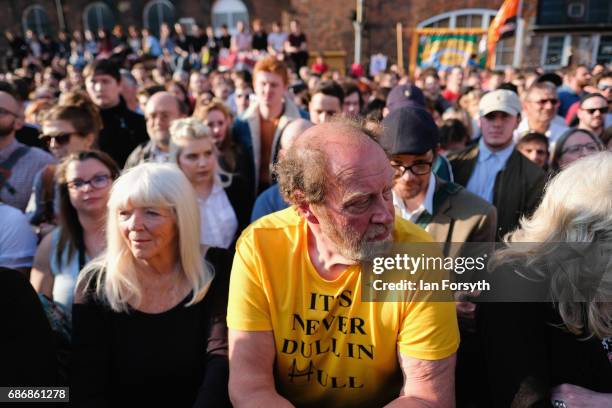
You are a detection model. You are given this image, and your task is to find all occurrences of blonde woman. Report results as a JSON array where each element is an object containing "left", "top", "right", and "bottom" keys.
[
  {"left": 170, "top": 118, "right": 253, "bottom": 292},
  {"left": 71, "top": 163, "right": 230, "bottom": 407},
  {"left": 479, "top": 152, "right": 612, "bottom": 407}
]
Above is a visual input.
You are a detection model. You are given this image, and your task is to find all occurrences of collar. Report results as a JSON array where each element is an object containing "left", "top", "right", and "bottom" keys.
[
  {"left": 478, "top": 137, "right": 515, "bottom": 163},
  {"left": 392, "top": 173, "right": 436, "bottom": 218},
  {"left": 0, "top": 138, "right": 20, "bottom": 160}
]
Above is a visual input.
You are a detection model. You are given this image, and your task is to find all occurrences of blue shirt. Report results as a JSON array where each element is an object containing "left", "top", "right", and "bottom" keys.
[
  {"left": 466, "top": 138, "right": 515, "bottom": 203},
  {"left": 250, "top": 183, "right": 289, "bottom": 222},
  {"left": 558, "top": 86, "right": 581, "bottom": 118}
]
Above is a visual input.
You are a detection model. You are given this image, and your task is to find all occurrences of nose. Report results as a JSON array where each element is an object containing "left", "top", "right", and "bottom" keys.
[
  {"left": 371, "top": 195, "right": 395, "bottom": 226},
  {"left": 197, "top": 155, "right": 209, "bottom": 167},
  {"left": 127, "top": 210, "right": 145, "bottom": 231}
]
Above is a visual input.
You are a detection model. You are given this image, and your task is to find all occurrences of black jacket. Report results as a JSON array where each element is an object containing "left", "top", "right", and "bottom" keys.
[
  {"left": 98, "top": 98, "right": 148, "bottom": 168},
  {"left": 449, "top": 144, "right": 546, "bottom": 240}
]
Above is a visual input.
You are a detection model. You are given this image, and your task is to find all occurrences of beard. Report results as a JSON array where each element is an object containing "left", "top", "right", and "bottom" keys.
[
  {"left": 0, "top": 118, "right": 15, "bottom": 138},
  {"left": 317, "top": 209, "right": 394, "bottom": 262}
]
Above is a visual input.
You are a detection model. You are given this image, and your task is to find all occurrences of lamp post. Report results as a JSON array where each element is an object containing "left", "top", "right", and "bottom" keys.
[
  {"left": 353, "top": 0, "right": 364, "bottom": 65},
  {"left": 55, "top": 0, "right": 66, "bottom": 32}
]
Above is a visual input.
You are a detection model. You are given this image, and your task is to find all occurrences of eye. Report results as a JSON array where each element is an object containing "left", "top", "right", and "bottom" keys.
[
  {"left": 185, "top": 153, "right": 198, "bottom": 160},
  {"left": 347, "top": 197, "right": 371, "bottom": 212},
  {"left": 145, "top": 209, "right": 160, "bottom": 217},
  {"left": 118, "top": 210, "right": 132, "bottom": 219}
]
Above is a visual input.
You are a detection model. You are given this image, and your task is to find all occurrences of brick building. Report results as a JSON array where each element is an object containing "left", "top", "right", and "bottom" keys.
[{"left": 2, "top": 0, "right": 611, "bottom": 72}]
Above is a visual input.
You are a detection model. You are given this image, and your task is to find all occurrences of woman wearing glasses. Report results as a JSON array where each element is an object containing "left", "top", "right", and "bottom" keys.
[
  {"left": 28, "top": 91, "right": 102, "bottom": 229},
  {"left": 550, "top": 128, "right": 603, "bottom": 173},
  {"left": 30, "top": 150, "right": 119, "bottom": 310}
]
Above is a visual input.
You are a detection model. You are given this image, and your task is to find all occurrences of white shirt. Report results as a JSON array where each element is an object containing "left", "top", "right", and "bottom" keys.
[
  {"left": 199, "top": 183, "right": 238, "bottom": 250},
  {"left": 268, "top": 32, "right": 287, "bottom": 53},
  {"left": 514, "top": 116, "right": 568, "bottom": 145},
  {"left": 392, "top": 173, "right": 436, "bottom": 223},
  {"left": 466, "top": 138, "right": 515, "bottom": 203}
]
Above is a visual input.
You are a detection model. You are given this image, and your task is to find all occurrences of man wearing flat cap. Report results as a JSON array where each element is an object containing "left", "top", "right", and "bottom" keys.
[
  {"left": 448, "top": 89, "right": 545, "bottom": 239},
  {"left": 381, "top": 106, "right": 497, "bottom": 406},
  {"left": 384, "top": 84, "right": 454, "bottom": 183}
]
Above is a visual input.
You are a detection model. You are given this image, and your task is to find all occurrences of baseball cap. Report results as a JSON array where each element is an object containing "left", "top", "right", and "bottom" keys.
[
  {"left": 380, "top": 106, "right": 439, "bottom": 155},
  {"left": 479, "top": 89, "right": 521, "bottom": 117},
  {"left": 386, "top": 84, "right": 426, "bottom": 113}
]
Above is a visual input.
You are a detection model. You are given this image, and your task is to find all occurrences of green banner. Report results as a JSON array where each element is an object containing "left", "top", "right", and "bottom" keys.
[{"left": 417, "top": 34, "right": 484, "bottom": 70}]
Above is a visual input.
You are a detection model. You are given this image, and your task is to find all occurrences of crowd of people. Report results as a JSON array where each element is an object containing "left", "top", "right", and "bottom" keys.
[{"left": 1, "top": 17, "right": 612, "bottom": 408}]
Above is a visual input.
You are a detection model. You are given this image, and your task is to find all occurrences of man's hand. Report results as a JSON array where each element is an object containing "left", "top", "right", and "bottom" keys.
[
  {"left": 385, "top": 353, "right": 456, "bottom": 408},
  {"left": 228, "top": 329, "right": 294, "bottom": 407}
]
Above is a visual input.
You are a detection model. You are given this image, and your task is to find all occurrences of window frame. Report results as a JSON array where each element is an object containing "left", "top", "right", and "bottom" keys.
[
  {"left": 83, "top": 2, "right": 115, "bottom": 34},
  {"left": 22, "top": 5, "right": 50, "bottom": 36}
]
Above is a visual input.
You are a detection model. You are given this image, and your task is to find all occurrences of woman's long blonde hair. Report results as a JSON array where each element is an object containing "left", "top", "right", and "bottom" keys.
[
  {"left": 77, "top": 163, "right": 213, "bottom": 312},
  {"left": 492, "top": 151, "right": 612, "bottom": 339}
]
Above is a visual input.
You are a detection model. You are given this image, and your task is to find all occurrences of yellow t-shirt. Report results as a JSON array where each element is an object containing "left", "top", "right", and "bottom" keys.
[{"left": 228, "top": 207, "right": 459, "bottom": 407}]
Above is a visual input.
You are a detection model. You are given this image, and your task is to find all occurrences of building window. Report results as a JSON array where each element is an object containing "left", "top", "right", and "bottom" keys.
[
  {"left": 22, "top": 5, "right": 50, "bottom": 36},
  {"left": 538, "top": 0, "right": 611, "bottom": 26},
  {"left": 542, "top": 35, "right": 566, "bottom": 67},
  {"left": 83, "top": 2, "right": 115, "bottom": 34},
  {"left": 495, "top": 37, "right": 515, "bottom": 67},
  {"left": 596, "top": 35, "right": 612, "bottom": 65},
  {"left": 212, "top": 0, "right": 249, "bottom": 34},
  {"left": 424, "top": 18, "right": 450, "bottom": 28},
  {"left": 418, "top": 8, "right": 497, "bottom": 30},
  {"left": 143, "top": 0, "right": 175, "bottom": 37}
]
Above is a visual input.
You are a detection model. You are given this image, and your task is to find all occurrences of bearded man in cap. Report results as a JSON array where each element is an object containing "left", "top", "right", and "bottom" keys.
[{"left": 449, "top": 89, "right": 545, "bottom": 239}]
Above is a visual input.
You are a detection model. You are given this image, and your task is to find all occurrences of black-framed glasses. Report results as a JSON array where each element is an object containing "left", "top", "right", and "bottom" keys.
[
  {"left": 67, "top": 174, "right": 111, "bottom": 191},
  {"left": 561, "top": 142, "right": 601, "bottom": 156},
  {"left": 39, "top": 132, "right": 76, "bottom": 146},
  {"left": 390, "top": 161, "right": 433, "bottom": 176},
  {"left": 581, "top": 107, "right": 608, "bottom": 115}
]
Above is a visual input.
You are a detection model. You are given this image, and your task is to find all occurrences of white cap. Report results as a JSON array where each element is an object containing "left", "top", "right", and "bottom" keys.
[{"left": 479, "top": 89, "right": 521, "bottom": 117}]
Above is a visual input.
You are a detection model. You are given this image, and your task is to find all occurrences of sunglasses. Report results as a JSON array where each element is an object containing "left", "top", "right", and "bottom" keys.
[
  {"left": 39, "top": 132, "right": 76, "bottom": 146},
  {"left": 597, "top": 84, "right": 612, "bottom": 92},
  {"left": 581, "top": 107, "right": 609, "bottom": 115}
]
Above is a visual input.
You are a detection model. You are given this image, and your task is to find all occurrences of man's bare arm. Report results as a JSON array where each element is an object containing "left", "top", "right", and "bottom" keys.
[
  {"left": 228, "top": 329, "right": 295, "bottom": 408},
  {"left": 385, "top": 353, "right": 456, "bottom": 408}
]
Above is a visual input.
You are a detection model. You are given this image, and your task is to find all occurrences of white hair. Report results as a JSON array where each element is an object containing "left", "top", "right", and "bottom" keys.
[
  {"left": 493, "top": 152, "right": 612, "bottom": 338},
  {"left": 78, "top": 162, "right": 213, "bottom": 312}
]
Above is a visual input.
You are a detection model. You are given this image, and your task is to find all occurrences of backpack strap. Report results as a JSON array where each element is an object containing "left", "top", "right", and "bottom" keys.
[{"left": 0, "top": 146, "right": 30, "bottom": 195}]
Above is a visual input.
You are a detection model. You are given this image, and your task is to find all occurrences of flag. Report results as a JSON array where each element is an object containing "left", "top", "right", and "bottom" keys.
[
  {"left": 486, "top": 0, "right": 521, "bottom": 68},
  {"left": 417, "top": 33, "right": 482, "bottom": 71}
]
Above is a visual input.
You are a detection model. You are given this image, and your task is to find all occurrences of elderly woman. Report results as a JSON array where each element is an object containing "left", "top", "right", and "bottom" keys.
[
  {"left": 479, "top": 152, "right": 612, "bottom": 407},
  {"left": 169, "top": 118, "right": 253, "bottom": 291},
  {"left": 30, "top": 150, "right": 119, "bottom": 309},
  {"left": 71, "top": 163, "right": 230, "bottom": 407},
  {"left": 550, "top": 127, "right": 603, "bottom": 172}
]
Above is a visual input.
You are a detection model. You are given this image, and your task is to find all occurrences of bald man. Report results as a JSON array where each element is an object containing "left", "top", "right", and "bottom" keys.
[
  {"left": 228, "top": 118, "right": 459, "bottom": 407},
  {"left": 250, "top": 118, "right": 313, "bottom": 221},
  {"left": 124, "top": 91, "right": 183, "bottom": 169},
  {"left": 0, "top": 90, "right": 54, "bottom": 211}
]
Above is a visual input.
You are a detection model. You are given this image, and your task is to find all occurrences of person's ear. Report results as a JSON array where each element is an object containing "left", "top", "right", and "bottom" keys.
[
  {"left": 295, "top": 197, "right": 320, "bottom": 224},
  {"left": 83, "top": 132, "right": 96, "bottom": 149}
]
